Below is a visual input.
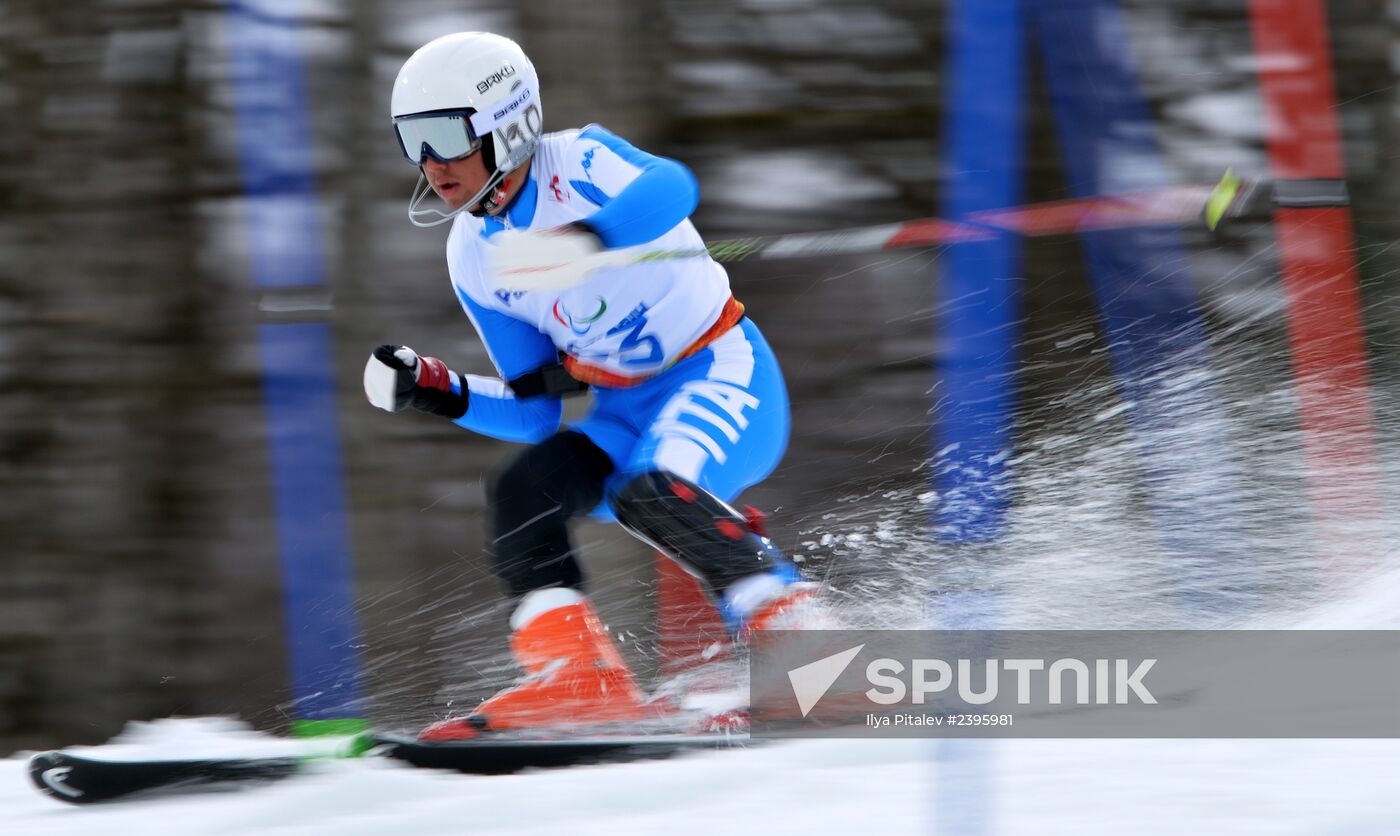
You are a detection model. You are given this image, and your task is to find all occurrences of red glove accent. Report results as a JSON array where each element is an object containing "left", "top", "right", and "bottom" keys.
[{"left": 416, "top": 354, "right": 453, "bottom": 392}]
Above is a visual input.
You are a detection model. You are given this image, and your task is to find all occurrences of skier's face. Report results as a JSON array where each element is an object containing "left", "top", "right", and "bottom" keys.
[{"left": 422, "top": 151, "right": 526, "bottom": 216}]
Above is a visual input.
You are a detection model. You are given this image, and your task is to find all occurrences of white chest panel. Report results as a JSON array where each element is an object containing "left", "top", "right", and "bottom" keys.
[{"left": 446, "top": 130, "right": 732, "bottom": 378}]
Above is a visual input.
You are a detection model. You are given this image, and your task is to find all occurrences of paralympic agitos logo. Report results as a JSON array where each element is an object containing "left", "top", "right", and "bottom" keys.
[
  {"left": 477, "top": 64, "right": 517, "bottom": 94},
  {"left": 553, "top": 296, "right": 609, "bottom": 335}
]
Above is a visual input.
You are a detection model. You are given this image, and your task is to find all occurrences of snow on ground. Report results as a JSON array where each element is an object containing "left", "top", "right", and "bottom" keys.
[
  {"left": 4, "top": 728, "right": 1398, "bottom": 835},
  {"left": 4, "top": 577, "right": 1399, "bottom": 836},
  {"left": 5, "top": 570, "right": 1397, "bottom": 834}
]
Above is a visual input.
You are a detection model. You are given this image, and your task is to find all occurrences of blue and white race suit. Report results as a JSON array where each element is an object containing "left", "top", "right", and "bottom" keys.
[{"left": 443, "top": 125, "right": 790, "bottom": 514}]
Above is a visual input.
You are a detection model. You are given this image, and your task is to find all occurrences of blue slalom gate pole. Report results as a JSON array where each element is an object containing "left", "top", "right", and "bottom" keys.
[
  {"left": 1030, "top": 0, "right": 1248, "bottom": 620},
  {"left": 224, "top": 0, "right": 366, "bottom": 732},
  {"left": 932, "top": 0, "right": 1027, "bottom": 832}
]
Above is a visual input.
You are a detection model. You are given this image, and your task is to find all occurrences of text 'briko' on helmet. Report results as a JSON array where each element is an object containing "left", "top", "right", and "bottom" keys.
[{"left": 391, "top": 32, "right": 543, "bottom": 226}]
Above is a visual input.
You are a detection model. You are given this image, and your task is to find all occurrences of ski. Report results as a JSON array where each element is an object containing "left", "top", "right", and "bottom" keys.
[
  {"left": 369, "top": 730, "right": 746, "bottom": 774},
  {"left": 28, "top": 749, "right": 299, "bottom": 805},
  {"left": 26, "top": 727, "right": 747, "bottom": 804}
]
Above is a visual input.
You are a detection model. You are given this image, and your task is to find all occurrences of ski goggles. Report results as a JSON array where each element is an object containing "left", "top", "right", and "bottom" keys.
[
  {"left": 393, "top": 86, "right": 536, "bottom": 166},
  {"left": 393, "top": 109, "right": 490, "bottom": 165}
]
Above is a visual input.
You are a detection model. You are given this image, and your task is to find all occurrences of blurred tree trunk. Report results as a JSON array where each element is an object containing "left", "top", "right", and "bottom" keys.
[
  {"left": 0, "top": 0, "right": 305, "bottom": 751},
  {"left": 0, "top": 0, "right": 222, "bottom": 749},
  {"left": 518, "top": 0, "right": 668, "bottom": 145}
]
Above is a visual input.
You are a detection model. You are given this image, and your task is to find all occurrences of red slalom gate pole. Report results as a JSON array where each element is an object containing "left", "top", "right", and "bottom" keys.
[
  {"left": 1247, "top": 0, "right": 1383, "bottom": 574},
  {"left": 656, "top": 556, "right": 729, "bottom": 676}
]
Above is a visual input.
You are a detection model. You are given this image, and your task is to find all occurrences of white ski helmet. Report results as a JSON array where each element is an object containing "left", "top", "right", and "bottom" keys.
[{"left": 391, "top": 32, "right": 543, "bottom": 226}]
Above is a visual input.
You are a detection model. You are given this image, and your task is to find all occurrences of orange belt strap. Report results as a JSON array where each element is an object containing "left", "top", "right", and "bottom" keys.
[{"left": 564, "top": 296, "right": 746, "bottom": 389}]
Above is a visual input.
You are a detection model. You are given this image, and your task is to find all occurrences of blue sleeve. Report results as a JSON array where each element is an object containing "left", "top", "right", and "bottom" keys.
[
  {"left": 454, "top": 375, "right": 562, "bottom": 444},
  {"left": 452, "top": 288, "right": 563, "bottom": 443},
  {"left": 569, "top": 125, "right": 700, "bottom": 248}
]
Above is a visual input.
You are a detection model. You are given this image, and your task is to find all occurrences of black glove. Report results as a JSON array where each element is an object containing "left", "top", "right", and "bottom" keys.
[{"left": 363, "top": 344, "right": 468, "bottom": 419}]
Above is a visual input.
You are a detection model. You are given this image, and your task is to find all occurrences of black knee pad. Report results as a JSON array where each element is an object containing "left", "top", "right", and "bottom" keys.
[
  {"left": 610, "top": 470, "right": 785, "bottom": 594},
  {"left": 490, "top": 431, "right": 615, "bottom": 596}
]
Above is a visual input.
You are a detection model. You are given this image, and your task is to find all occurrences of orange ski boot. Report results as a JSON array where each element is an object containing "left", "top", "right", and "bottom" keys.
[
  {"left": 420, "top": 588, "right": 651, "bottom": 740},
  {"left": 743, "top": 582, "right": 821, "bottom": 634}
]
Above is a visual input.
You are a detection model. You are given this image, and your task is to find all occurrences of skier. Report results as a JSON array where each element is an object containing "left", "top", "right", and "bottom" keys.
[{"left": 364, "top": 32, "right": 812, "bottom": 739}]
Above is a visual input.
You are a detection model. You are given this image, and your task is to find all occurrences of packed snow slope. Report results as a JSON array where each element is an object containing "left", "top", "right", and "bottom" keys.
[{"left": 4, "top": 564, "right": 1398, "bottom": 836}]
